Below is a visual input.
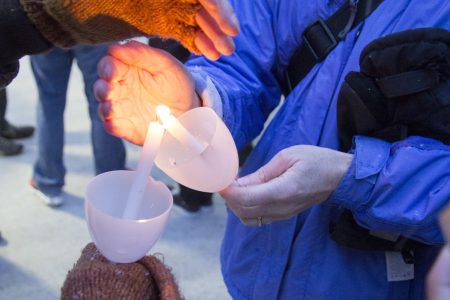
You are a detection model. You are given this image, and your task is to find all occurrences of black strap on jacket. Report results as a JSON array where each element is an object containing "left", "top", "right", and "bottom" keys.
[
  {"left": 329, "top": 211, "right": 426, "bottom": 264},
  {"left": 282, "top": 0, "right": 384, "bottom": 95}
]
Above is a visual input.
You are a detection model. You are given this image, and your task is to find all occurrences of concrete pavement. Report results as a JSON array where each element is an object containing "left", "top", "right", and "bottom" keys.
[{"left": 0, "top": 57, "right": 230, "bottom": 300}]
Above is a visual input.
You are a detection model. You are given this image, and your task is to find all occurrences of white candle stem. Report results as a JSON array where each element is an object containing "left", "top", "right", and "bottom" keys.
[
  {"left": 156, "top": 106, "right": 207, "bottom": 155},
  {"left": 122, "top": 122, "right": 165, "bottom": 220},
  {"left": 163, "top": 115, "right": 207, "bottom": 155}
]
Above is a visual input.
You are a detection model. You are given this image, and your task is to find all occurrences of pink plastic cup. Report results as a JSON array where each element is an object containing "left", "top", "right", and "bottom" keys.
[
  {"left": 156, "top": 107, "right": 239, "bottom": 193},
  {"left": 85, "top": 170, "right": 172, "bottom": 263}
]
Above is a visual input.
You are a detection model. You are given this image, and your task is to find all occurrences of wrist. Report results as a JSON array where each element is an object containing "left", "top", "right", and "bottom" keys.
[
  {"left": 339, "top": 153, "right": 354, "bottom": 178},
  {"left": 328, "top": 152, "right": 354, "bottom": 196}
]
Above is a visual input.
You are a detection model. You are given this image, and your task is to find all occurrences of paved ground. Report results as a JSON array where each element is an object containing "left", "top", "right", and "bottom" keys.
[{"left": 0, "top": 56, "right": 230, "bottom": 300}]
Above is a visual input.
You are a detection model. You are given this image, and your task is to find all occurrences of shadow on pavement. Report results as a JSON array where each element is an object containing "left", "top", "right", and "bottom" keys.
[
  {"left": 57, "top": 192, "right": 85, "bottom": 219},
  {"left": 0, "top": 257, "right": 58, "bottom": 300}
]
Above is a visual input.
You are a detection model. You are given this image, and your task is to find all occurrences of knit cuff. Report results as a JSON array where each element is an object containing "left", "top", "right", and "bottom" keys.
[{"left": 190, "top": 66, "right": 224, "bottom": 117}]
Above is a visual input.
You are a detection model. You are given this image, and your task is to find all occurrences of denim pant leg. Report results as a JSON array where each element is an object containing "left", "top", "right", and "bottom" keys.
[
  {"left": 31, "top": 48, "right": 73, "bottom": 196},
  {"left": 74, "top": 45, "right": 126, "bottom": 175}
]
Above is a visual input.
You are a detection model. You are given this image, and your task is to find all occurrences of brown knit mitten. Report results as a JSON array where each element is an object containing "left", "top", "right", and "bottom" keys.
[
  {"left": 61, "top": 243, "right": 182, "bottom": 300},
  {"left": 20, "top": 0, "right": 201, "bottom": 53}
]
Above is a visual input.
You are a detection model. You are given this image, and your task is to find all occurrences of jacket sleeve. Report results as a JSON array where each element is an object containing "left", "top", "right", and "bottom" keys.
[
  {"left": 0, "top": 0, "right": 52, "bottom": 88},
  {"left": 329, "top": 135, "right": 450, "bottom": 245},
  {"left": 186, "top": 0, "right": 288, "bottom": 149}
]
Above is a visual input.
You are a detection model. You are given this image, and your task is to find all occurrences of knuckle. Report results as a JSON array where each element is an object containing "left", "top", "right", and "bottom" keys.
[
  {"left": 257, "top": 168, "right": 266, "bottom": 183},
  {"left": 276, "top": 149, "right": 291, "bottom": 163}
]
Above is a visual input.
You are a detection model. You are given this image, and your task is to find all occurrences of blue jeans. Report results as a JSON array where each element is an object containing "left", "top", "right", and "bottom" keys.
[{"left": 31, "top": 45, "right": 126, "bottom": 196}]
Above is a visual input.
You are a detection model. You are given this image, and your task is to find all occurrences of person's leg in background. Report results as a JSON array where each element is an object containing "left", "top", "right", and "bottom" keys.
[
  {"left": 74, "top": 44, "right": 126, "bottom": 174},
  {"left": 173, "top": 185, "right": 213, "bottom": 214},
  {"left": 0, "top": 88, "right": 23, "bottom": 156},
  {"left": 0, "top": 88, "right": 34, "bottom": 140},
  {"left": 30, "top": 48, "right": 73, "bottom": 206}
]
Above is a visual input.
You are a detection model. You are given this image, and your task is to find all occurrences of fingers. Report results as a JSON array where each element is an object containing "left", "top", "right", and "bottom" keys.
[
  {"left": 94, "top": 79, "right": 113, "bottom": 102},
  {"left": 199, "top": 0, "right": 240, "bottom": 36},
  {"left": 195, "top": 32, "right": 221, "bottom": 60},
  {"left": 108, "top": 41, "right": 180, "bottom": 73},
  {"left": 196, "top": 0, "right": 239, "bottom": 58},
  {"left": 97, "top": 55, "right": 130, "bottom": 82},
  {"left": 222, "top": 176, "right": 285, "bottom": 209},
  {"left": 196, "top": 7, "right": 235, "bottom": 56},
  {"left": 220, "top": 151, "right": 297, "bottom": 226},
  {"left": 236, "top": 150, "right": 293, "bottom": 186}
]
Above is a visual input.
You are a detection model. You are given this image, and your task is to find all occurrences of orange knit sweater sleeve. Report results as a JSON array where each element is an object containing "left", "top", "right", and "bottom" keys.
[{"left": 20, "top": 0, "right": 201, "bottom": 53}]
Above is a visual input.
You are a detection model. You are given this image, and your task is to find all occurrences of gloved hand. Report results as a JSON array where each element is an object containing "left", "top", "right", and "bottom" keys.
[
  {"left": 220, "top": 145, "right": 353, "bottom": 226},
  {"left": 20, "top": 0, "right": 239, "bottom": 59},
  {"left": 94, "top": 41, "right": 198, "bottom": 145},
  {"left": 61, "top": 243, "right": 181, "bottom": 300}
]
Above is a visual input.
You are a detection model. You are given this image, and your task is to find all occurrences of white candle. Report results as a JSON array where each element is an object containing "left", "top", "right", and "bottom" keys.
[
  {"left": 122, "top": 121, "right": 165, "bottom": 219},
  {"left": 156, "top": 105, "right": 207, "bottom": 155}
]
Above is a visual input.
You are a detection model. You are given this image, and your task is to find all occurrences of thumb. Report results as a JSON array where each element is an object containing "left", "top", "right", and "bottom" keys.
[
  {"left": 220, "top": 171, "right": 287, "bottom": 208},
  {"left": 237, "top": 150, "right": 293, "bottom": 186},
  {"left": 108, "top": 41, "right": 180, "bottom": 73}
]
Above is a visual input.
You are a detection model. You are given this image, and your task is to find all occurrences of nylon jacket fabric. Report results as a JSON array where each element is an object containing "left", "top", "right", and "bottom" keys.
[{"left": 187, "top": 0, "right": 450, "bottom": 299}]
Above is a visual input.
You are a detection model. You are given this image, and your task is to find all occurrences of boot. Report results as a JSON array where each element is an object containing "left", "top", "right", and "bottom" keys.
[
  {"left": 0, "top": 136, "right": 23, "bottom": 156},
  {"left": 0, "top": 120, "right": 34, "bottom": 139}
]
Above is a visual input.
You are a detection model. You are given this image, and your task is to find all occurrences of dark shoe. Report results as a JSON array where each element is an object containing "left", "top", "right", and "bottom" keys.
[
  {"left": 0, "top": 121, "right": 34, "bottom": 139},
  {"left": 173, "top": 194, "right": 201, "bottom": 214},
  {"left": 0, "top": 136, "right": 23, "bottom": 156},
  {"left": 199, "top": 198, "right": 213, "bottom": 213},
  {"left": 173, "top": 194, "right": 213, "bottom": 215}
]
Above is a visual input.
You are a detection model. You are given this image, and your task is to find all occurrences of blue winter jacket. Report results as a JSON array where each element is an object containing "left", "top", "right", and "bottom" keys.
[{"left": 187, "top": 0, "right": 450, "bottom": 299}]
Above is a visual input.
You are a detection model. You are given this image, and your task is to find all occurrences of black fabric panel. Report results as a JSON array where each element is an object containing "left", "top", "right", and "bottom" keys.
[
  {"left": 0, "top": 0, "right": 52, "bottom": 87},
  {"left": 0, "top": 0, "right": 52, "bottom": 65}
]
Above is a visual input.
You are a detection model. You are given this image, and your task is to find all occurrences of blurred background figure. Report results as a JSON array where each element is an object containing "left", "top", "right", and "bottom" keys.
[
  {"left": 29, "top": 45, "right": 126, "bottom": 207},
  {"left": 0, "top": 88, "right": 34, "bottom": 156}
]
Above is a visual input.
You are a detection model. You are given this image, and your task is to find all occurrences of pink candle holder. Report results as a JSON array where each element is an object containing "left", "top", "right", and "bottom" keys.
[
  {"left": 156, "top": 107, "right": 239, "bottom": 192},
  {"left": 85, "top": 170, "right": 172, "bottom": 263}
]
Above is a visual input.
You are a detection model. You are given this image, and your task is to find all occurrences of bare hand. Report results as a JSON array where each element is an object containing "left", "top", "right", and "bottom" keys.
[
  {"left": 94, "top": 41, "right": 199, "bottom": 145},
  {"left": 196, "top": 0, "right": 240, "bottom": 60},
  {"left": 220, "top": 145, "right": 353, "bottom": 226}
]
